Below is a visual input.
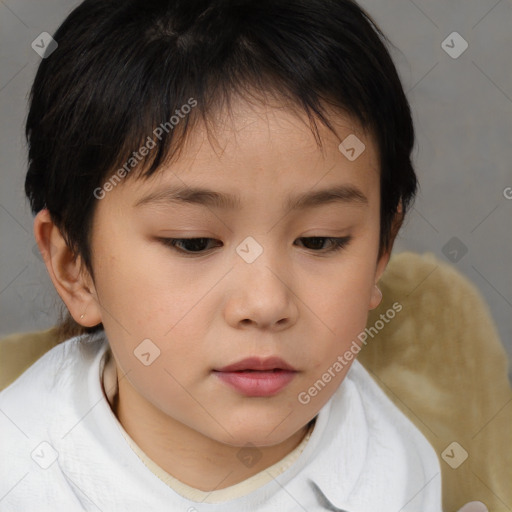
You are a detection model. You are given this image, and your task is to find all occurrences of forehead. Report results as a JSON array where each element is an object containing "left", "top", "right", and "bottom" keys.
[{"left": 106, "top": 98, "right": 380, "bottom": 210}]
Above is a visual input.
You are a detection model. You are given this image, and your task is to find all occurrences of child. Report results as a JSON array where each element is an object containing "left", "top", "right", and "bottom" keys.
[{"left": 0, "top": 0, "right": 447, "bottom": 509}]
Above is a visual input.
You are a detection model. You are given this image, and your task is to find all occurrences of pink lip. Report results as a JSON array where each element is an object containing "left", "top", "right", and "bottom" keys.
[
  {"left": 216, "top": 357, "right": 297, "bottom": 373},
  {"left": 213, "top": 357, "right": 297, "bottom": 397}
]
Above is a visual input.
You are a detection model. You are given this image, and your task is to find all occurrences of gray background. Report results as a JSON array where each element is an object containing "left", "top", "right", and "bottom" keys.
[{"left": 1, "top": 0, "right": 511, "bottom": 366}]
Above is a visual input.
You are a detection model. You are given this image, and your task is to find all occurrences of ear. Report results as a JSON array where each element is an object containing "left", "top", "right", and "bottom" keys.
[
  {"left": 369, "top": 204, "right": 404, "bottom": 310},
  {"left": 33, "top": 209, "right": 102, "bottom": 327}
]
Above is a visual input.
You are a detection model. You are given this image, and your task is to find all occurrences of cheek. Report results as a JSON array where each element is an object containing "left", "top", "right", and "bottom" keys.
[
  {"left": 298, "top": 250, "right": 378, "bottom": 365},
  {"left": 304, "top": 276, "right": 371, "bottom": 365},
  {"left": 91, "top": 235, "right": 196, "bottom": 334},
  {"left": 90, "top": 240, "right": 214, "bottom": 384}
]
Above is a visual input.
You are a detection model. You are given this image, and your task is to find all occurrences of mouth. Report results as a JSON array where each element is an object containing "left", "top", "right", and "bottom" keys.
[{"left": 213, "top": 357, "right": 298, "bottom": 397}]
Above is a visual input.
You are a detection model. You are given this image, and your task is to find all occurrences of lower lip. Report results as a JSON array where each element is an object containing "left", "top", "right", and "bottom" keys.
[{"left": 214, "top": 370, "right": 296, "bottom": 397}]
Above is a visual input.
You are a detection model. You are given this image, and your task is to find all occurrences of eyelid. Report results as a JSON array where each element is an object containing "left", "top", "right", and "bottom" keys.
[
  {"left": 157, "top": 237, "right": 221, "bottom": 254},
  {"left": 296, "top": 236, "right": 352, "bottom": 253}
]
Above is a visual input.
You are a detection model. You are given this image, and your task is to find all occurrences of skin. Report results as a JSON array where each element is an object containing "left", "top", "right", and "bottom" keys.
[{"left": 34, "top": 97, "right": 398, "bottom": 491}]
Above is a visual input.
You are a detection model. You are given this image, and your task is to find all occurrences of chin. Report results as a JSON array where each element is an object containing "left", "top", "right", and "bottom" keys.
[{"left": 208, "top": 417, "right": 305, "bottom": 449}]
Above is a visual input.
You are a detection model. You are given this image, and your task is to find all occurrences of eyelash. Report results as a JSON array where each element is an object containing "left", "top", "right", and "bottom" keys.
[{"left": 158, "top": 236, "right": 352, "bottom": 256}]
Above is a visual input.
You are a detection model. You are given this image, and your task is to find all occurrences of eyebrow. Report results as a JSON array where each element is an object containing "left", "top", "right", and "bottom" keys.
[{"left": 134, "top": 183, "right": 368, "bottom": 211}]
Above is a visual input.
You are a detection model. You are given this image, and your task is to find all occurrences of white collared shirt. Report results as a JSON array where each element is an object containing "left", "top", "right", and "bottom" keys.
[{"left": 0, "top": 332, "right": 442, "bottom": 511}]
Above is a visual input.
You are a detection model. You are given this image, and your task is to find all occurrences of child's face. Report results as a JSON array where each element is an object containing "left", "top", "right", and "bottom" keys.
[{"left": 88, "top": 98, "right": 386, "bottom": 447}]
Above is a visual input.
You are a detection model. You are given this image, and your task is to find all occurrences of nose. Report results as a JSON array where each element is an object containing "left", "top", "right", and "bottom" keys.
[{"left": 223, "top": 250, "right": 299, "bottom": 332}]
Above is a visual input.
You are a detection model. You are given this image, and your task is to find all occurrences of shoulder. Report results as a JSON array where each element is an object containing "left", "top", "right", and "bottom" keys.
[
  {"left": 348, "top": 359, "right": 443, "bottom": 486},
  {"left": 0, "top": 327, "right": 60, "bottom": 390},
  {"left": 0, "top": 332, "right": 108, "bottom": 444},
  {"left": 0, "top": 332, "right": 107, "bottom": 403},
  {"left": 312, "top": 360, "right": 443, "bottom": 509},
  {"left": 0, "top": 332, "right": 109, "bottom": 505}
]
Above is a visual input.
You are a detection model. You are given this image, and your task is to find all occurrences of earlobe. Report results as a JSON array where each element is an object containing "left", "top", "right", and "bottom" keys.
[
  {"left": 369, "top": 246, "right": 388, "bottom": 310},
  {"left": 369, "top": 284, "right": 383, "bottom": 310},
  {"left": 369, "top": 246, "right": 392, "bottom": 310},
  {"left": 33, "top": 209, "right": 102, "bottom": 327}
]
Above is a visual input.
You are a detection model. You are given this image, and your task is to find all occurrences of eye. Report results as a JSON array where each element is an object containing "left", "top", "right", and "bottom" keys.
[
  {"left": 158, "top": 238, "right": 222, "bottom": 255},
  {"left": 295, "top": 236, "right": 352, "bottom": 253}
]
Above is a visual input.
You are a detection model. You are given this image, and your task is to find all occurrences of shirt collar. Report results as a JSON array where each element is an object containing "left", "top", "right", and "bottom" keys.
[
  {"left": 287, "top": 370, "right": 369, "bottom": 510},
  {"left": 297, "top": 361, "right": 442, "bottom": 512}
]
